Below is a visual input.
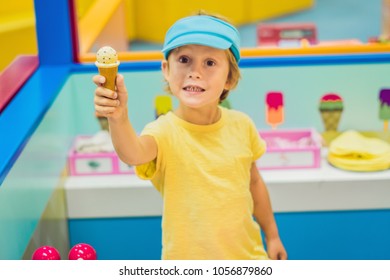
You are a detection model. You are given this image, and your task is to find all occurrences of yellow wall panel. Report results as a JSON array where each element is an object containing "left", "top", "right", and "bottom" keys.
[
  {"left": 0, "top": 0, "right": 34, "bottom": 16},
  {"left": 0, "top": 25, "right": 37, "bottom": 72},
  {"left": 124, "top": 0, "right": 136, "bottom": 41},
  {"left": 134, "top": 0, "right": 246, "bottom": 43},
  {"left": 247, "top": 0, "right": 314, "bottom": 22}
]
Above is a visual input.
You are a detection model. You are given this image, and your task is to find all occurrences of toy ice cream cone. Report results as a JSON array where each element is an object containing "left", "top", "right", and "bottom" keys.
[
  {"left": 154, "top": 95, "right": 173, "bottom": 119},
  {"left": 319, "top": 93, "right": 343, "bottom": 131},
  {"left": 379, "top": 88, "right": 390, "bottom": 131},
  {"left": 95, "top": 46, "right": 120, "bottom": 131}
]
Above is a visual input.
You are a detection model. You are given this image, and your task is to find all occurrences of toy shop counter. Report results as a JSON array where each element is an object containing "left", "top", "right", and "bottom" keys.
[
  {"left": 64, "top": 153, "right": 390, "bottom": 219},
  {"left": 64, "top": 147, "right": 390, "bottom": 259}
]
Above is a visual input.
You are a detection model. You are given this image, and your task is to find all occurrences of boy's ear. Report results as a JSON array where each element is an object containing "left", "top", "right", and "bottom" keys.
[
  {"left": 161, "top": 60, "right": 169, "bottom": 80},
  {"left": 224, "top": 78, "right": 233, "bottom": 91}
]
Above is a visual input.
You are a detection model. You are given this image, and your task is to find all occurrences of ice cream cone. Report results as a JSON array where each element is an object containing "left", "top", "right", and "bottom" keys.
[
  {"left": 97, "top": 66, "right": 118, "bottom": 91},
  {"left": 320, "top": 109, "right": 342, "bottom": 131},
  {"left": 379, "top": 89, "right": 390, "bottom": 131},
  {"left": 96, "top": 66, "right": 118, "bottom": 130},
  {"left": 95, "top": 46, "right": 120, "bottom": 131},
  {"left": 319, "top": 93, "right": 343, "bottom": 132}
]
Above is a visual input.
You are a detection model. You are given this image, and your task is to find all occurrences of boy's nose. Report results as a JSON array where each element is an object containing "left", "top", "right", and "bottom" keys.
[
  {"left": 188, "top": 65, "right": 201, "bottom": 79},
  {"left": 188, "top": 68, "right": 201, "bottom": 79},
  {"left": 188, "top": 72, "right": 201, "bottom": 79}
]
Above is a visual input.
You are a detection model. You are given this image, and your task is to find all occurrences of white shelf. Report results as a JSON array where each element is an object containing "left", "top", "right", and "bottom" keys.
[{"left": 64, "top": 157, "right": 390, "bottom": 219}]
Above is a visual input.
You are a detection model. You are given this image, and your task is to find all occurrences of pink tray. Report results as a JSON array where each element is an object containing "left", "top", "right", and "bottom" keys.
[
  {"left": 257, "top": 128, "right": 322, "bottom": 170},
  {"left": 68, "top": 136, "right": 134, "bottom": 176}
]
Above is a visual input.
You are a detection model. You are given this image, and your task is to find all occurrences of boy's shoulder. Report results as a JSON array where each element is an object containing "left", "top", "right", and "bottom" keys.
[{"left": 143, "top": 112, "right": 174, "bottom": 131}]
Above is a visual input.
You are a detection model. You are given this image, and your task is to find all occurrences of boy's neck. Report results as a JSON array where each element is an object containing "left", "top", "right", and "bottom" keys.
[{"left": 174, "top": 106, "right": 222, "bottom": 125}]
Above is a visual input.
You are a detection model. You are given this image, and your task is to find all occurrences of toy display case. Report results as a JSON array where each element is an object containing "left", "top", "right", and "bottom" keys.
[
  {"left": 257, "top": 128, "right": 322, "bottom": 170},
  {"left": 68, "top": 136, "right": 134, "bottom": 176},
  {"left": 257, "top": 22, "right": 317, "bottom": 47}
]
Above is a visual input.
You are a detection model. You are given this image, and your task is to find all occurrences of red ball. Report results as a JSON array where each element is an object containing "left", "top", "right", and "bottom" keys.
[
  {"left": 32, "top": 246, "right": 61, "bottom": 260},
  {"left": 68, "top": 243, "right": 97, "bottom": 260}
]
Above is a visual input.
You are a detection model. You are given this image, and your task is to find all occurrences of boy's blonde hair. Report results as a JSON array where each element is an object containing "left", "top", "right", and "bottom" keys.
[{"left": 163, "top": 11, "right": 241, "bottom": 103}]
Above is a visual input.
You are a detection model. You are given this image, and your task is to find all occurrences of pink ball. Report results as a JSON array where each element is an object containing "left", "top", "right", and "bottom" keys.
[
  {"left": 68, "top": 243, "right": 97, "bottom": 260},
  {"left": 32, "top": 246, "right": 61, "bottom": 260}
]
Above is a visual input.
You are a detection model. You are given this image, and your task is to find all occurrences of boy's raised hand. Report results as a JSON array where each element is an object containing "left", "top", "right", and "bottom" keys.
[{"left": 93, "top": 74, "right": 128, "bottom": 121}]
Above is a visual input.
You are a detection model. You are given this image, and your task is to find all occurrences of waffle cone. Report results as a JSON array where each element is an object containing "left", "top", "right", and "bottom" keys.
[
  {"left": 97, "top": 66, "right": 118, "bottom": 91},
  {"left": 96, "top": 66, "right": 118, "bottom": 130},
  {"left": 320, "top": 109, "right": 342, "bottom": 131}
]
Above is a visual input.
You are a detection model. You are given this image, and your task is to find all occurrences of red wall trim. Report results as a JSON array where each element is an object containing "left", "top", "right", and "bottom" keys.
[{"left": 0, "top": 56, "right": 39, "bottom": 113}]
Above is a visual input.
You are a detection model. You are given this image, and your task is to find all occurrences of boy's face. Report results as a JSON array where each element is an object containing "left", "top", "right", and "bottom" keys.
[{"left": 162, "top": 44, "right": 231, "bottom": 109}]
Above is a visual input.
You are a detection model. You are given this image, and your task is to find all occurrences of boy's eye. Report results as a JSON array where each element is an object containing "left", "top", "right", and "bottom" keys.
[
  {"left": 206, "top": 60, "right": 216, "bottom": 66},
  {"left": 178, "top": 56, "right": 189, "bottom": 63}
]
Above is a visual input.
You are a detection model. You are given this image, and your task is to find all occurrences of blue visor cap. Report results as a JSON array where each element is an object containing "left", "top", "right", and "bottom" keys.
[{"left": 162, "top": 15, "right": 241, "bottom": 62}]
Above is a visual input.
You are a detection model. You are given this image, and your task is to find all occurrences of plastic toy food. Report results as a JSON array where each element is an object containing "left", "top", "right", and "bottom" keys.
[
  {"left": 68, "top": 243, "right": 97, "bottom": 260},
  {"left": 95, "top": 46, "right": 120, "bottom": 130},
  {"left": 379, "top": 88, "right": 390, "bottom": 131},
  {"left": 319, "top": 93, "right": 343, "bottom": 131},
  {"left": 32, "top": 245, "right": 61, "bottom": 260},
  {"left": 154, "top": 95, "right": 173, "bottom": 119},
  {"left": 95, "top": 45, "right": 120, "bottom": 90},
  {"left": 265, "top": 92, "right": 284, "bottom": 129}
]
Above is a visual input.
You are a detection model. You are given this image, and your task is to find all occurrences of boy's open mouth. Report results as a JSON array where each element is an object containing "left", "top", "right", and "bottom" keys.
[{"left": 183, "top": 86, "right": 205, "bottom": 93}]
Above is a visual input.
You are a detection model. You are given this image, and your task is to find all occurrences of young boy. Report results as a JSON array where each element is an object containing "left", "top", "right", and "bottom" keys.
[{"left": 93, "top": 13, "right": 287, "bottom": 260}]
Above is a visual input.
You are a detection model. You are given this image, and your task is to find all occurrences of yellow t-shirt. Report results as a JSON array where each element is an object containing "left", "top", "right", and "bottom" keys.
[{"left": 135, "top": 107, "right": 268, "bottom": 259}]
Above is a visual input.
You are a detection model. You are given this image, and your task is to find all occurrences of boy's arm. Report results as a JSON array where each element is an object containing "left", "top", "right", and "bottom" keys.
[
  {"left": 93, "top": 74, "right": 157, "bottom": 166},
  {"left": 249, "top": 163, "right": 287, "bottom": 260}
]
